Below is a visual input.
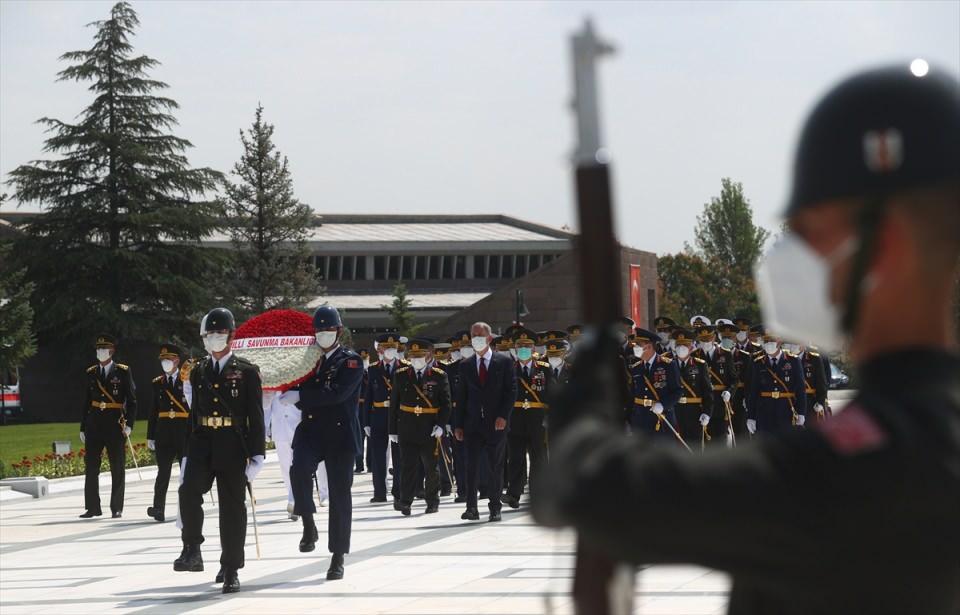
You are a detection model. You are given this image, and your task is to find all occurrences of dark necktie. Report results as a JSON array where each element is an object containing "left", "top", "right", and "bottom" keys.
[
  {"left": 554, "top": 368, "right": 560, "bottom": 379},
  {"left": 523, "top": 366, "right": 529, "bottom": 379},
  {"left": 100, "top": 367, "right": 106, "bottom": 380},
  {"left": 479, "top": 357, "right": 488, "bottom": 386},
  {"left": 417, "top": 371, "right": 423, "bottom": 386}
]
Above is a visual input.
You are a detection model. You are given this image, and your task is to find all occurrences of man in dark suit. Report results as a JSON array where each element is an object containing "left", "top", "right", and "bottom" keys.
[
  {"left": 287, "top": 305, "right": 364, "bottom": 581},
  {"left": 453, "top": 321, "right": 517, "bottom": 522}
]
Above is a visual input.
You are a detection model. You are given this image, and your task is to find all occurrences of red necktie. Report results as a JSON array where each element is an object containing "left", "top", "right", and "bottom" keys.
[{"left": 479, "top": 357, "right": 488, "bottom": 386}]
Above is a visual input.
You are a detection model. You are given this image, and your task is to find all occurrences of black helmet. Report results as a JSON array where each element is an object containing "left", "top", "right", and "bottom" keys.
[
  {"left": 200, "top": 307, "right": 235, "bottom": 335},
  {"left": 312, "top": 305, "right": 342, "bottom": 330},
  {"left": 785, "top": 63, "right": 960, "bottom": 215}
]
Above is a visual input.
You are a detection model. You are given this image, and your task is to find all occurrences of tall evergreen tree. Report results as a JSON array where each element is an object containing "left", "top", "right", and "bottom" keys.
[
  {"left": 6, "top": 2, "right": 223, "bottom": 345},
  {"left": 0, "top": 194, "right": 37, "bottom": 373},
  {"left": 223, "top": 104, "right": 318, "bottom": 316},
  {"left": 384, "top": 283, "right": 425, "bottom": 337}
]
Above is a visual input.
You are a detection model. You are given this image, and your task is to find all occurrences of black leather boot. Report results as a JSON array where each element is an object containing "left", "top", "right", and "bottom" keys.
[
  {"left": 221, "top": 568, "right": 239, "bottom": 593},
  {"left": 299, "top": 523, "right": 318, "bottom": 553},
  {"left": 326, "top": 553, "right": 345, "bottom": 580},
  {"left": 173, "top": 544, "right": 204, "bottom": 572}
]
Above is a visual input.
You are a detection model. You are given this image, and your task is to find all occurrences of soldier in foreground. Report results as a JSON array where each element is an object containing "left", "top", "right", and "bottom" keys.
[{"left": 535, "top": 65, "right": 960, "bottom": 614}]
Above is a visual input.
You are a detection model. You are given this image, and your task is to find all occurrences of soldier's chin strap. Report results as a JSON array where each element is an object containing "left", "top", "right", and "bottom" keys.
[{"left": 840, "top": 196, "right": 889, "bottom": 336}]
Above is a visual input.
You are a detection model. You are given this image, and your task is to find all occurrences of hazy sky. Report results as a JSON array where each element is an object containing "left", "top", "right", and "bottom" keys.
[{"left": 2, "top": 1, "right": 958, "bottom": 255}]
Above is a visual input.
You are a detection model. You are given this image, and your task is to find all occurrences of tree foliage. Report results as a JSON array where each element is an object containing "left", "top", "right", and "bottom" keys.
[
  {"left": 384, "top": 283, "right": 425, "bottom": 337},
  {"left": 223, "top": 104, "right": 318, "bottom": 317},
  {"left": 0, "top": 238, "right": 37, "bottom": 373},
  {"left": 5, "top": 2, "right": 223, "bottom": 345}
]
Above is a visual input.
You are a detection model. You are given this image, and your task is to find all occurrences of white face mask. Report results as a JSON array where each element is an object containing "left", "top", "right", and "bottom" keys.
[
  {"left": 632, "top": 345, "right": 645, "bottom": 358},
  {"left": 161, "top": 359, "right": 175, "bottom": 374},
  {"left": 675, "top": 346, "right": 690, "bottom": 360},
  {"left": 701, "top": 342, "right": 715, "bottom": 354},
  {"left": 203, "top": 333, "right": 229, "bottom": 353},
  {"left": 410, "top": 357, "right": 427, "bottom": 371},
  {"left": 548, "top": 356, "right": 564, "bottom": 369},
  {"left": 720, "top": 338, "right": 735, "bottom": 351},
  {"left": 764, "top": 341, "right": 780, "bottom": 356},
  {"left": 736, "top": 331, "right": 748, "bottom": 343},
  {"left": 657, "top": 331, "right": 670, "bottom": 343},
  {"left": 782, "top": 343, "right": 801, "bottom": 355},
  {"left": 315, "top": 331, "right": 338, "bottom": 349},
  {"left": 471, "top": 336, "right": 488, "bottom": 352},
  {"left": 383, "top": 348, "right": 398, "bottom": 362},
  {"left": 96, "top": 348, "right": 112, "bottom": 362},
  {"left": 450, "top": 350, "right": 462, "bottom": 361},
  {"left": 459, "top": 346, "right": 475, "bottom": 360},
  {"left": 756, "top": 231, "right": 857, "bottom": 352}
]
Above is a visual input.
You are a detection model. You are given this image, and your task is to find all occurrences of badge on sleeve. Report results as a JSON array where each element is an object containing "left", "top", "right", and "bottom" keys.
[
  {"left": 346, "top": 359, "right": 359, "bottom": 368},
  {"left": 814, "top": 403, "right": 887, "bottom": 455}
]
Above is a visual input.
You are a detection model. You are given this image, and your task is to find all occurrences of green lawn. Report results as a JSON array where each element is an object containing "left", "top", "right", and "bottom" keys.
[{"left": 0, "top": 421, "right": 149, "bottom": 467}]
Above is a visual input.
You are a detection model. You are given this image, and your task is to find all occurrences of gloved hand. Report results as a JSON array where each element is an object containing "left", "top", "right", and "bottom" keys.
[
  {"left": 364, "top": 426, "right": 372, "bottom": 437},
  {"left": 179, "top": 457, "right": 188, "bottom": 486},
  {"left": 651, "top": 402, "right": 664, "bottom": 416},
  {"left": 430, "top": 425, "right": 444, "bottom": 438},
  {"left": 747, "top": 419, "right": 757, "bottom": 434},
  {"left": 699, "top": 413, "right": 711, "bottom": 427},
  {"left": 445, "top": 424, "right": 453, "bottom": 437},
  {"left": 796, "top": 415, "right": 806, "bottom": 427},
  {"left": 123, "top": 426, "right": 132, "bottom": 437},
  {"left": 80, "top": 432, "right": 86, "bottom": 444},
  {"left": 245, "top": 455, "right": 265, "bottom": 482},
  {"left": 721, "top": 390, "right": 732, "bottom": 403},
  {"left": 389, "top": 434, "right": 399, "bottom": 444},
  {"left": 814, "top": 403, "right": 825, "bottom": 414},
  {"left": 147, "top": 439, "right": 156, "bottom": 451},
  {"left": 280, "top": 390, "right": 300, "bottom": 406},
  {"left": 265, "top": 429, "right": 272, "bottom": 444}
]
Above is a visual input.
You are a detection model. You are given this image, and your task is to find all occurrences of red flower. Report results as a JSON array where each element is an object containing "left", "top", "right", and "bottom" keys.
[
  {"left": 235, "top": 309, "right": 315, "bottom": 339},
  {"left": 23, "top": 460, "right": 32, "bottom": 467}
]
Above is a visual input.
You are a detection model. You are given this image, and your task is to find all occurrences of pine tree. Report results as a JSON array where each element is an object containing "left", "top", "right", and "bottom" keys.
[
  {"left": 6, "top": 2, "right": 223, "bottom": 345},
  {"left": 0, "top": 196, "right": 37, "bottom": 372},
  {"left": 223, "top": 104, "right": 318, "bottom": 316},
  {"left": 384, "top": 283, "right": 425, "bottom": 337},
  {"left": 692, "top": 178, "right": 770, "bottom": 278}
]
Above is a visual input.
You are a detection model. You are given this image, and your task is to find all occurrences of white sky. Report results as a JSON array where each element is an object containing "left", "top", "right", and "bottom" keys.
[{"left": 2, "top": 0, "right": 958, "bottom": 255}]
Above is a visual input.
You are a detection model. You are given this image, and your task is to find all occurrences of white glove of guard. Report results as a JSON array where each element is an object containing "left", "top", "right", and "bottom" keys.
[
  {"left": 445, "top": 424, "right": 453, "bottom": 437},
  {"left": 814, "top": 403, "right": 825, "bottom": 414},
  {"left": 430, "top": 425, "right": 444, "bottom": 438},
  {"left": 651, "top": 402, "right": 664, "bottom": 416},
  {"left": 280, "top": 390, "right": 300, "bottom": 406},
  {"left": 699, "top": 413, "right": 711, "bottom": 427},
  {"left": 80, "top": 432, "right": 86, "bottom": 444},
  {"left": 364, "top": 426, "right": 372, "bottom": 437},
  {"left": 721, "top": 390, "right": 732, "bottom": 403},
  {"left": 747, "top": 419, "right": 757, "bottom": 434},
  {"left": 265, "top": 430, "right": 272, "bottom": 444},
  {"left": 245, "top": 455, "right": 265, "bottom": 483},
  {"left": 796, "top": 415, "right": 806, "bottom": 427},
  {"left": 147, "top": 439, "right": 156, "bottom": 451},
  {"left": 123, "top": 426, "right": 132, "bottom": 437},
  {"left": 179, "top": 457, "right": 188, "bottom": 486},
  {"left": 389, "top": 434, "right": 399, "bottom": 444}
]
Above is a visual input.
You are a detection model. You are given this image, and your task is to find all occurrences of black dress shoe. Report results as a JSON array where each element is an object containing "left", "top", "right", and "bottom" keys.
[
  {"left": 414, "top": 489, "right": 425, "bottom": 500},
  {"left": 299, "top": 524, "right": 318, "bottom": 552},
  {"left": 147, "top": 506, "right": 156, "bottom": 518},
  {"left": 147, "top": 507, "right": 165, "bottom": 522},
  {"left": 440, "top": 487, "right": 452, "bottom": 497},
  {"left": 489, "top": 511, "right": 502, "bottom": 522},
  {"left": 393, "top": 499, "right": 402, "bottom": 512},
  {"left": 425, "top": 503, "right": 439, "bottom": 514},
  {"left": 326, "top": 553, "right": 345, "bottom": 580},
  {"left": 78, "top": 510, "right": 102, "bottom": 519},
  {"left": 173, "top": 544, "right": 204, "bottom": 571},
  {"left": 501, "top": 494, "right": 520, "bottom": 509},
  {"left": 369, "top": 496, "right": 387, "bottom": 503},
  {"left": 111, "top": 511, "right": 122, "bottom": 519},
  {"left": 454, "top": 494, "right": 466, "bottom": 504},
  {"left": 400, "top": 505, "right": 411, "bottom": 516},
  {"left": 215, "top": 567, "right": 224, "bottom": 584},
  {"left": 221, "top": 569, "right": 240, "bottom": 594},
  {"left": 461, "top": 508, "right": 480, "bottom": 521}
]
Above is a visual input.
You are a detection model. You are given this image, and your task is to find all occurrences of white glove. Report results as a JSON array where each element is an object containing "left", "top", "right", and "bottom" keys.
[
  {"left": 721, "top": 390, "right": 732, "bottom": 403},
  {"left": 651, "top": 403, "right": 664, "bottom": 416},
  {"left": 445, "top": 424, "right": 453, "bottom": 437},
  {"left": 796, "top": 415, "right": 806, "bottom": 427},
  {"left": 747, "top": 419, "right": 757, "bottom": 434},
  {"left": 431, "top": 425, "right": 444, "bottom": 438},
  {"left": 814, "top": 403, "right": 825, "bottom": 414},
  {"left": 265, "top": 430, "right": 272, "bottom": 444},
  {"left": 699, "top": 413, "right": 711, "bottom": 427},
  {"left": 179, "top": 457, "right": 188, "bottom": 486},
  {"left": 280, "top": 390, "right": 300, "bottom": 405},
  {"left": 245, "top": 455, "right": 265, "bottom": 482},
  {"left": 389, "top": 434, "right": 399, "bottom": 444},
  {"left": 123, "top": 426, "right": 132, "bottom": 437},
  {"left": 80, "top": 432, "right": 86, "bottom": 444},
  {"left": 364, "top": 426, "right": 372, "bottom": 437},
  {"left": 147, "top": 439, "right": 156, "bottom": 451}
]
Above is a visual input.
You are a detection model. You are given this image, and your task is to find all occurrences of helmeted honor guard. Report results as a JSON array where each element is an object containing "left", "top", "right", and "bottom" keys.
[
  {"left": 627, "top": 328, "right": 682, "bottom": 444},
  {"left": 670, "top": 328, "right": 714, "bottom": 448},
  {"left": 746, "top": 328, "right": 807, "bottom": 435},
  {"left": 79, "top": 334, "right": 137, "bottom": 519},
  {"left": 146, "top": 344, "right": 190, "bottom": 522}
]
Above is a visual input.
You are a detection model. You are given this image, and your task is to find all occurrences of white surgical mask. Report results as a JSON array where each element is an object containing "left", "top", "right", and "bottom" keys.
[
  {"left": 632, "top": 345, "right": 645, "bottom": 358},
  {"left": 96, "top": 348, "right": 112, "bottom": 362},
  {"left": 161, "top": 359, "right": 175, "bottom": 374},
  {"left": 460, "top": 346, "right": 475, "bottom": 360},
  {"left": 756, "top": 232, "right": 857, "bottom": 353},
  {"left": 764, "top": 341, "right": 780, "bottom": 356},
  {"left": 383, "top": 348, "right": 398, "bottom": 362},
  {"left": 736, "top": 331, "right": 748, "bottom": 343},
  {"left": 782, "top": 343, "right": 801, "bottom": 355},
  {"left": 471, "top": 336, "right": 488, "bottom": 352},
  {"left": 658, "top": 331, "right": 670, "bottom": 343},
  {"left": 701, "top": 342, "right": 715, "bottom": 354},
  {"left": 203, "top": 333, "right": 229, "bottom": 353},
  {"left": 548, "top": 356, "right": 563, "bottom": 369},
  {"left": 410, "top": 357, "right": 427, "bottom": 371},
  {"left": 720, "top": 338, "right": 735, "bottom": 351},
  {"left": 450, "top": 350, "right": 462, "bottom": 361},
  {"left": 315, "top": 331, "right": 338, "bottom": 349},
  {"left": 675, "top": 346, "right": 690, "bottom": 360}
]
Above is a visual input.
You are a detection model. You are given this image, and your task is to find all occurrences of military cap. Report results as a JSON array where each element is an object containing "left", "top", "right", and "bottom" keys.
[
  {"left": 695, "top": 326, "right": 717, "bottom": 342},
  {"left": 761, "top": 330, "right": 781, "bottom": 343},
  {"left": 543, "top": 330, "right": 568, "bottom": 342},
  {"left": 671, "top": 328, "right": 696, "bottom": 346},
  {"left": 375, "top": 333, "right": 400, "bottom": 348},
  {"left": 714, "top": 318, "right": 734, "bottom": 327},
  {"left": 716, "top": 322, "right": 738, "bottom": 336},
  {"left": 544, "top": 339, "right": 569, "bottom": 356},
  {"left": 446, "top": 335, "right": 462, "bottom": 350},
  {"left": 502, "top": 324, "right": 525, "bottom": 339},
  {"left": 733, "top": 314, "right": 752, "bottom": 330},
  {"left": 95, "top": 334, "right": 117, "bottom": 348},
  {"left": 358, "top": 348, "right": 371, "bottom": 360},
  {"left": 619, "top": 316, "right": 636, "bottom": 328},
  {"left": 689, "top": 315, "right": 712, "bottom": 327},
  {"left": 398, "top": 336, "right": 409, "bottom": 352},
  {"left": 455, "top": 330, "right": 471, "bottom": 345},
  {"left": 494, "top": 336, "right": 512, "bottom": 352},
  {"left": 633, "top": 328, "right": 659, "bottom": 345},
  {"left": 511, "top": 327, "right": 538, "bottom": 346},
  {"left": 748, "top": 324, "right": 766, "bottom": 339},
  {"left": 433, "top": 342, "right": 451, "bottom": 359},
  {"left": 654, "top": 316, "right": 677, "bottom": 331},
  {"left": 157, "top": 344, "right": 181, "bottom": 359},
  {"left": 406, "top": 338, "right": 433, "bottom": 357},
  {"left": 566, "top": 324, "right": 583, "bottom": 340}
]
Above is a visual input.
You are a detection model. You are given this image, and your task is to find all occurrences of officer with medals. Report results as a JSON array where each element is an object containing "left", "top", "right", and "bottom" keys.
[
  {"left": 449, "top": 331, "right": 471, "bottom": 503},
  {"left": 788, "top": 342, "right": 830, "bottom": 421},
  {"left": 363, "top": 334, "right": 401, "bottom": 503},
  {"left": 627, "top": 328, "right": 681, "bottom": 444},
  {"left": 719, "top": 321, "right": 751, "bottom": 438},
  {"left": 174, "top": 308, "right": 265, "bottom": 594},
  {"left": 287, "top": 306, "right": 363, "bottom": 581},
  {"left": 146, "top": 344, "right": 190, "bottom": 522},
  {"left": 746, "top": 328, "right": 807, "bottom": 435},
  {"left": 503, "top": 327, "right": 550, "bottom": 510},
  {"left": 544, "top": 335, "right": 573, "bottom": 386},
  {"left": 79, "top": 334, "right": 137, "bottom": 519},
  {"left": 692, "top": 325, "right": 736, "bottom": 446},
  {"left": 670, "top": 328, "right": 714, "bottom": 449},
  {"left": 431, "top": 341, "right": 455, "bottom": 497},
  {"left": 653, "top": 316, "right": 677, "bottom": 356},
  {"left": 388, "top": 338, "right": 451, "bottom": 516}
]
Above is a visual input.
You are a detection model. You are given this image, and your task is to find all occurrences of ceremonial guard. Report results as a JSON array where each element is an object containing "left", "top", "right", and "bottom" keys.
[
  {"left": 693, "top": 326, "right": 736, "bottom": 446},
  {"left": 363, "top": 334, "right": 402, "bottom": 503},
  {"left": 627, "top": 328, "right": 682, "bottom": 445},
  {"left": 146, "top": 344, "right": 190, "bottom": 522},
  {"left": 79, "top": 334, "right": 137, "bottom": 519},
  {"left": 388, "top": 339, "right": 451, "bottom": 516},
  {"left": 287, "top": 306, "right": 363, "bottom": 581},
  {"left": 721, "top": 321, "right": 751, "bottom": 438},
  {"left": 503, "top": 328, "right": 550, "bottom": 509},
  {"left": 746, "top": 329, "right": 806, "bottom": 434},
  {"left": 670, "top": 328, "right": 714, "bottom": 449},
  {"left": 174, "top": 308, "right": 265, "bottom": 594}
]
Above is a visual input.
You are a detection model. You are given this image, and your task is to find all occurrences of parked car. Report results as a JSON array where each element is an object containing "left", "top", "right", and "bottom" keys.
[
  {"left": 829, "top": 363, "right": 850, "bottom": 389},
  {"left": 1, "top": 368, "right": 23, "bottom": 422}
]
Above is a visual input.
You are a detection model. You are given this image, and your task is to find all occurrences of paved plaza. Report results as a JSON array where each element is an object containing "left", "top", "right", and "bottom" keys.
[{"left": 0, "top": 454, "right": 731, "bottom": 615}]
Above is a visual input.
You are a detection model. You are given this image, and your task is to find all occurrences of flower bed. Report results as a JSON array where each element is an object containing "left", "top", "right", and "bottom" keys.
[{"left": 6, "top": 441, "right": 155, "bottom": 479}]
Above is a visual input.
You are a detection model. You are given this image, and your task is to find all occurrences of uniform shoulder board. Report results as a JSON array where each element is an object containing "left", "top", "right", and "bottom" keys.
[
  {"left": 658, "top": 356, "right": 673, "bottom": 364},
  {"left": 536, "top": 361, "right": 550, "bottom": 369},
  {"left": 399, "top": 358, "right": 411, "bottom": 366},
  {"left": 116, "top": 363, "right": 129, "bottom": 370},
  {"left": 754, "top": 354, "right": 765, "bottom": 362},
  {"left": 693, "top": 357, "right": 706, "bottom": 364},
  {"left": 396, "top": 366, "right": 410, "bottom": 373},
  {"left": 629, "top": 359, "right": 644, "bottom": 369},
  {"left": 152, "top": 375, "right": 164, "bottom": 384},
  {"left": 86, "top": 365, "right": 98, "bottom": 373},
  {"left": 808, "top": 351, "right": 820, "bottom": 357}
]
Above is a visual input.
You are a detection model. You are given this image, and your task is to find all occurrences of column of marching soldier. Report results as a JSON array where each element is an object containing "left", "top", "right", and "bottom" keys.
[{"left": 76, "top": 306, "right": 832, "bottom": 593}]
